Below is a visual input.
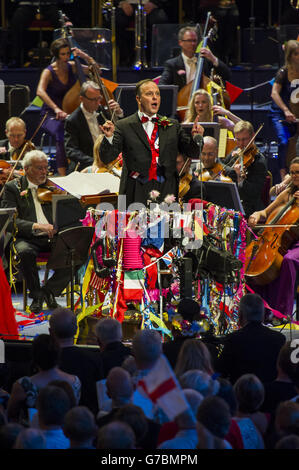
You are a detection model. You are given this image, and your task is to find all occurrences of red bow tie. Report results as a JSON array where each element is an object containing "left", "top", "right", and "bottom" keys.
[{"left": 141, "top": 116, "right": 157, "bottom": 123}]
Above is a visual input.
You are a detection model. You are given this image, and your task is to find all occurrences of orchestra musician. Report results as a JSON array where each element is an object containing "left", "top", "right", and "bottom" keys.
[
  {"left": 247, "top": 157, "right": 299, "bottom": 320},
  {"left": 1, "top": 150, "right": 75, "bottom": 315},
  {"left": 36, "top": 38, "right": 97, "bottom": 177},
  {"left": 99, "top": 79, "right": 204, "bottom": 207},
  {"left": 196, "top": 135, "right": 233, "bottom": 182},
  {"left": 176, "top": 152, "right": 206, "bottom": 202},
  {"left": 0, "top": 117, "right": 33, "bottom": 188},
  {"left": 269, "top": 39, "right": 299, "bottom": 181},
  {"left": 64, "top": 81, "right": 124, "bottom": 172},
  {"left": 159, "top": 26, "right": 231, "bottom": 91},
  {"left": 223, "top": 121, "right": 267, "bottom": 219}
]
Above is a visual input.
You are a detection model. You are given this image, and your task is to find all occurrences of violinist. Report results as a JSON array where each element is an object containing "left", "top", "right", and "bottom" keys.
[
  {"left": 196, "top": 136, "right": 233, "bottom": 183},
  {"left": 223, "top": 121, "right": 267, "bottom": 219},
  {"left": 159, "top": 26, "right": 231, "bottom": 92},
  {"left": 247, "top": 157, "right": 299, "bottom": 321},
  {"left": 64, "top": 81, "right": 124, "bottom": 172},
  {"left": 37, "top": 38, "right": 97, "bottom": 177},
  {"left": 1, "top": 150, "right": 75, "bottom": 315},
  {"left": 176, "top": 152, "right": 206, "bottom": 202},
  {"left": 0, "top": 118, "right": 32, "bottom": 187}
]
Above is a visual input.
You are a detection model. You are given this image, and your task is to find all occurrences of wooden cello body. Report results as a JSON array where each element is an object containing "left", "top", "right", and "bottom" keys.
[{"left": 245, "top": 197, "right": 299, "bottom": 285}]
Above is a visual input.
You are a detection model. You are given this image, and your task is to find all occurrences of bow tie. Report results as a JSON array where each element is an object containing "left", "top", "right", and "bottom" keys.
[
  {"left": 187, "top": 57, "right": 197, "bottom": 65},
  {"left": 141, "top": 116, "right": 157, "bottom": 124}
]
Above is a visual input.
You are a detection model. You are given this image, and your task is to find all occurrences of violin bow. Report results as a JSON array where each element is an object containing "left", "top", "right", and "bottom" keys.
[{"left": 0, "top": 113, "right": 48, "bottom": 199}]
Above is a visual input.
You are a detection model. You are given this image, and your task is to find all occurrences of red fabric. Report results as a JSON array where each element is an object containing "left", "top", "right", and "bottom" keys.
[
  {"left": 145, "top": 122, "right": 159, "bottom": 181},
  {"left": 157, "top": 421, "right": 179, "bottom": 446},
  {"left": 225, "top": 81, "right": 243, "bottom": 104},
  {"left": 143, "top": 246, "right": 163, "bottom": 289},
  {"left": 225, "top": 419, "right": 244, "bottom": 449},
  {"left": 0, "top": 258, "right": 19, "bottom": 340}
]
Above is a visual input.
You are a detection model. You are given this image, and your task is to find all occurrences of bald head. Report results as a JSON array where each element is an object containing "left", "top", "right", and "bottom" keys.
[
  {"left": 106, "top": 367, "right": 133, "bottom": 405},
  {"left": 201, "top": 136, "right": 218, "bottom": 170},
  {"left": 49, "top": 308, "right": 77, "bottom": 344}
]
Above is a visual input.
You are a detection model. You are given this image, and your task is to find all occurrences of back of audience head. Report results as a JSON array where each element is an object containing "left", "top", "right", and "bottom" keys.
[
  {"left": 49, "top": 379, "right": 77, "bottom": 408},
  {"left": 239, "top": 293, "right": 264, "bottom": 326},
  {"left": 217, "top": 378, "right": 238, "bottom": 417},
  {"left": 179, "top": 369, "right": 219, "bottom": 397},
  {"left": 174, "top": 389, "right": 204, "bottom": 431},
  {"left": 97, "top": 421, "right": 136, "bottom": 449},
  {"left": 32, "top": 334, "right": 60, "bottom": 371},
  {"left": 174, "top": 338, "right": 214, "bottom": 377},
  {"left": 196, "top": 396, "right": 231, "bottom": 447},
  {"left": 132, "top": 330, "right": 162, "bottom": 370},
  {"left": 275, "top": 401, "right": 299, "bottom": 437},
  {"left": 106, "top": 367, "right": 133, "bottom": 405},
  {"left": 49, "top": 307, "right": 77, "bottom": 342},
  {"left": 122, "top": 355, "right": 138, "bottom": 377},
  {"left": 276, "top": 341, "right": 297, "bottom": 380},
  {"left": 177, "top": 298, "right": 200, "bottom": 323},
  {"left": 36, "top": 385, "right": 71, "bottom": 428},
  {"left": 275, "top": 434, "right": 299, "bottom": 449},
  {"left": 114, "top": 404, "right": 148, "bottom": 448},
  {"left": 63, "top": 406, "right": 97, "bottom": 448},
  {"left": 14, "top": 428, "right": 46, "bottom": 449},
  {"left": 95, "top": 318, "right": 123, "bottom": 348},
  {"left": 0, "top": 423, "right": 23, "bottom": 449},
  {"left": 234, "top": 374, "right": 265, "bottom": 414}
]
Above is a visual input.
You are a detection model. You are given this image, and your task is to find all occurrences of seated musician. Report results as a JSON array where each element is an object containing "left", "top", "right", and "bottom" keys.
[
  {"left": 223, "top": 121, "right": 267, "bottom": 219},
  {"left": 184, "top": 89, "right": 240, "bottom": 132},
  {"left": 247, "top": 157, "right": 299, "bottom": 321},
  {"left": 64, "top": 81, "right": 124, "bottom": 172},
  {"left": 81, "top": 134, "right": 122, "bottom": 180},
  {"left": 176, "top": 152, "right": 206, "bottom": 202},
  {"left": 1, "top": 150, "right": 76, "bottom": 315},
  {"left": 0, "top": 118, "right": 32, "bottom": 187},
  {"left": 196, "top": 135, "right": 233, "bottom": 182},
  {"left": 159, "top": 25, "right": 231, "bottom": 92}
]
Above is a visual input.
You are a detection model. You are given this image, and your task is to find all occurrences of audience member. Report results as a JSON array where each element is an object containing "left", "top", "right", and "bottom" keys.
[
  {"left": 269, "top": 400, "right": 299, "bottom": 448},
  {"left": 96, "top": 421, "right": 136, "bottom": 449},
  {"left": 95, "top": 318, "right": 132, "bottom": 378},
  {"left": 14, "top": 428, "right": 46, "bottom": 449},
  {"left": 216, "top": 294, "right": 286, "bottom": 384},
  {"left": 49, "top": 307, "right": 103, "bottom": 414},
  {"left": 63, "top": 406, "right": 98, "bottom": 449},
  {"left": 114, "top": 404, "right": 160, "bottom": 450},
  {"left": 158, "top": 389, "right": 203, "bottom": 449},
  {"left": 196, "top": 396, "right": 232, "bottom": 449},
  {"left": 275, "top": 434, "right": 299, "bottom": 449},
  {"left": 0, "top": 423, "right": 23, "bottom": 449},
  {"left": 36, "top": 385, "right": 71, "bottom": 449},
  {"left": 174, "top": 338, "right": 214, "bottom": 378},
  {"left": 262, "top": 341, "right": 298, "bottom": 415},
  {"left": 179, "top": 370, "right": 219, "bottom": 398},
  {"left": 7, "top": 334, "right": 81, "bottom": 424}
]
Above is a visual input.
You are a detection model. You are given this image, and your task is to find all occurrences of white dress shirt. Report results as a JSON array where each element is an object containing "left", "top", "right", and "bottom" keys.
[
  {"left": 27, "top": 181, "right": 49, "bottom": 231},
  {"left": 182, "top": 53, "right": 197, "bottom": 84},
  {"left": 80, "top": 103, "right": 102, "bottom": 143}
]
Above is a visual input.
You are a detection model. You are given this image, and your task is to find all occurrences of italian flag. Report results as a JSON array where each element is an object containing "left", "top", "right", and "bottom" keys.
[{"left": 123, "top": 270, "right": 144, "bottom": 300}]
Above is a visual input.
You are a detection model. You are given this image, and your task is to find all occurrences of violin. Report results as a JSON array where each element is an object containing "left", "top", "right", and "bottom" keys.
[
  {"left": 11, "top": 140, "right": 35, "bottom": 161},
  {"left": 245, "top": 195, "right": 299, "bottom": 285},
  {"left": 228, "top": 124, "right": 264, "bottom": 176},
  {"left": 37, "top": 181, "right": 66, "bottom": 203},
  {"left": 197, "top": 162, "right": 232, "bottom": 183},
  {"left": 178, "top": 157, "right": 192, "bottom": 198}
]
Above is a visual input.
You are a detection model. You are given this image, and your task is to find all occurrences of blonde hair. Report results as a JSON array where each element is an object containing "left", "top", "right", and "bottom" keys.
[
  {"left": 93, "top": 134, "right": 105, "bottom": 169},
  {"left": 285, "top": 39, "right": 299, "bottom": 69},
  {"left": 6, "top": 117, "right": 26, "bottom": 132},
  {"left": 234, "top": 120, "right": 254, "bottom": 136},
  {"left": 185, "top": 89, "right": 212, "bottom": 123},
  {"left": 174, "top": 339, "right": 214, "bottom": 377}
]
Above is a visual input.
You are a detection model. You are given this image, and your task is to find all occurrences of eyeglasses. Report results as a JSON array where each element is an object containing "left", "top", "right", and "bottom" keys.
[
  {"left": 180, "top": 39, "right": 198, "bottom": 43},
  {"left": 290, "top": 171, "right": 299, "bottom": 176},
  {"left": 82, "top": 94, "right": 101, "bottom": 102}
]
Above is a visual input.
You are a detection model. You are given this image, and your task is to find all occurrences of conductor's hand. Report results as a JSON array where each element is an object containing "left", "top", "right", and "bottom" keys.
[
  {"left": 33, "top": 223, "right": 56, "bottom": 238},
  {"left": 191, "top": 116, "right": 204, "bottom": 137},
  {"left": 100, "top": 120, "right": 115, "bottom": 138}
]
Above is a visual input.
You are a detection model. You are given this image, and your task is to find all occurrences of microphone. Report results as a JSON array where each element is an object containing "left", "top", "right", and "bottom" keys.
[{"left": 193, "top": 134, "right": 203, "bottom": 148}]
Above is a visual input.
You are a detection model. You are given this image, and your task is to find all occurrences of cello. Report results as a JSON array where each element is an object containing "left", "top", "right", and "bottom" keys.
[{"left": 245, "top": 196, "right": 299, "bottom": 285}]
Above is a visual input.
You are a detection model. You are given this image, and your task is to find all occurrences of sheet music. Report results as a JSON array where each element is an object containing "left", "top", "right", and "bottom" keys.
[{"left": 48, "top": 172, "right": 120, "bottom": 198}]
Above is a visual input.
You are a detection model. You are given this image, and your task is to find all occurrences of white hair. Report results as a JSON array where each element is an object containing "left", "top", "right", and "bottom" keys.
[{"left": 22, "top": 150, "right": 48, "bottom": 169}]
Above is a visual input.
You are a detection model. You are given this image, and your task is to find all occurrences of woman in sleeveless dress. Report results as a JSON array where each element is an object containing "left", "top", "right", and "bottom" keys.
[
  {"left": 269, "top": 40, "right": 299, "bottom": 181},
  {"left": 37, "top": 38, "right": 95, "bottom": 176}
]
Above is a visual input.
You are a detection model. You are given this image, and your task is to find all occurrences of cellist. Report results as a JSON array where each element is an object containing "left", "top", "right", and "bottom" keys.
[
  {"left": 247, "top": 157, "right": 299, "bottom": 320},
  {"left": 159, "top": 25, "right": 231, "bottom": 92}
]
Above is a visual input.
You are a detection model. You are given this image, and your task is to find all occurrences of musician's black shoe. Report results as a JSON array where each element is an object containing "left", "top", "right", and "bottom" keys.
[
  {"left": 29, "top": 292, "right": 45, "bottom": 314},
  {"left": 42, "top": 288, "right": 60, "bottom": 310}
]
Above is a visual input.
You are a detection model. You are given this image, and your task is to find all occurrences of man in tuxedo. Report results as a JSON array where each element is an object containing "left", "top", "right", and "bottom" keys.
[
  {"left": 216, "top": 293, "right": 286, "bottom": 384},
  {"left": 64, "top": 81, "right": 124, "bottom": 172},
  {"left": 99, "top": 79, "right": 203, "bottom": 207},
  {"left": 0, "top": 117, "right": 28, "bottom": 186},
  {"left": 1, "top": 150, "right": 74, "bottom": 314},
  {"left": 159, "top": 25, "right": 231, "bottom": 92}
]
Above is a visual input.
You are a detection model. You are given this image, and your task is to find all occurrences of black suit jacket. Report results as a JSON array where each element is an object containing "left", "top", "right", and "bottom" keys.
[
  {"left": 216, "top": 321, "right": 286, "bottom": 384},
  {"left": 0, "top": 139, "right": 10, "bottom": 160},
  {"left": 1, "top": 175, "right": 53, "bottom": 239},
  {"left": 159, "top": 54, "right": 232, "bottom": 91},
  {"left": 100, "top": 112, "right": 201, "bottom": 199},
  {"left": 64, "top": 107, "right": 108, "bottom": 172}
]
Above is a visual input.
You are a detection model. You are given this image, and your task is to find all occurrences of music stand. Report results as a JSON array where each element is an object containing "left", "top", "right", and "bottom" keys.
[
  {"left": 0, "top": 208, "right": 16, "bottom": 258},
  {"left": 203, "top": 181, "right": 245, "bottom": 214},
  {"left": 181, "top": 122, "right": 221, "bottom": 143},
  {"left": 46, "top": 226, "right": 95, "bottom": 311}
]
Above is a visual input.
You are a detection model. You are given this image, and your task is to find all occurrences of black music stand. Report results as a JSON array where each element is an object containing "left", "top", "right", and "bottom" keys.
[
  {"left": 46, "top": 226, "right": 94, "bottom": 311},
  {"left": 0, "top": 208, "right": 16, "bottom": 260}
]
